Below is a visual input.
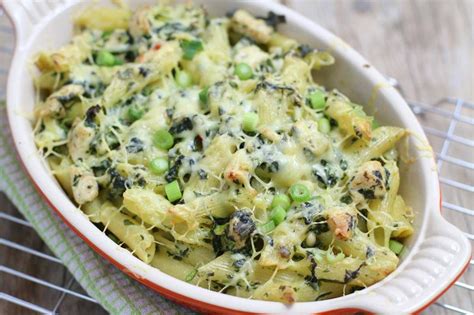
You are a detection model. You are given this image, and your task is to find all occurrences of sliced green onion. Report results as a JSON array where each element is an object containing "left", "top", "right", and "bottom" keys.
[
  {"left": 270, "top": 206, "right": 286, "bottom": 226},
  {"left": 165, "top": 180, "right": 182, "bottom": 202},
  {"left": 175, "top": 70, "right": 192, "bottom": 88},
  {"left": 96, "top": 50, "right": 116, "bottom": 67},
  {"left": 185, "top": 269, "right": 197, "bottom": 282},
  {"left": 372, "top": 118, "right": 380, "bottom": 129},
  {"left": 127, "top": 105, "right": 144, "bottom": 121},
  {"left": 242, "top": 112, "right": 259, "bottom": 133},
  {"left": 309, "top": 90, "right": 326, "bottom": 109},
  {"left": 389, "top": 239, "right": 404, "bottom": 255},
  {"left": 260, "top": 220, "right": 276, "bottom": 234},
  {"left": 199, "top": 86, "right": 209, "bottom": 105},
  {"left": 114, "top": 58, "right": 124, "bottom": 65},
  {"left": 318, "top": 117, "right": 331, "bottom": 134},
  {"left": 181, "top": 40, "right": 204, "bottom": 60},
  {"left": 234, "top": 63, "right": 253, "bottom": 80},
  {"left": 154, "top": 129, "right": 174, "bottom": 150},
  {"left": 149, "top": 158, "right": 168, "bottom": 175},
  {"left": 288, "top": 183, "right": 311, "bottom": 203},
  {"left": 327, "top": 251, "right": 345, "bottom": 263},
  {"left": 271, "top": 194, "right": 291, "bottom": 211}
]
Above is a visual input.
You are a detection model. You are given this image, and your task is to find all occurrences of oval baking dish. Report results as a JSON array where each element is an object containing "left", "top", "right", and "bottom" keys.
[{"left": 3, "top": 0, "right": 471, "bottom": 313}]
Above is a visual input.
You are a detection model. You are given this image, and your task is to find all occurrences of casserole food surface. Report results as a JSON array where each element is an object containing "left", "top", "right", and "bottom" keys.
[{"left": 32, "top": 2, "right": 414, "bottom": 302}]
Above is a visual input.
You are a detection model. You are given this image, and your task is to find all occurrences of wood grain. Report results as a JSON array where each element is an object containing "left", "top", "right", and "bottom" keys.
[
  {"left": 1, "top": 1, "right": 472, "bottom": 314},
  {"left": 285, "top": 0, "right": 473, "bottom": 103}
]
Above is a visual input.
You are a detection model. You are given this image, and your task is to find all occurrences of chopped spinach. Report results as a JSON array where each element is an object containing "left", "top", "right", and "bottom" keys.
[
  {"left": 91, "top": 159, "right": 112, "bottom": 177},
  {"left": 198, "top": 169, "right": 208, "bottom": 180},
  {"left": 343, "top": 263, "right": 366, "bottom": 283},
  {"left": 340, "top": 195, "right": 353, "bottom": 204},
  {"left": 358, "top": 188, "right": 376, "bottom": 199},
  {"left": 258, "top": 11, "right": 286, "bottom": 29},
  {"left": 309, "top": 215, "right": 330, "bottom": 235},
  {"left": 105, "top": 130, "right": 120, "bottom": 150},
  {"left": 304, "top": 255, "right": 319, "bottom": 290},
  {"left": 165, "top": 154, "right": 184, "bottom": 182},
  {"left": 166, "top": 246, "right": 190, "bottom": 261},
  {"left": 169, "top": 117, "right": 193, "bottom": 135},
  {"left": 108, "top": 168, "right": 130, "bottom": 199},
  {"left": 126, "top": 137, "right": 144, "bottom": 153},
  {"left": 84, "top": 104, "right": 101, "bottom": 127},
  {"left": 297, "top": 44, "right": 314, "bottom": 58}
]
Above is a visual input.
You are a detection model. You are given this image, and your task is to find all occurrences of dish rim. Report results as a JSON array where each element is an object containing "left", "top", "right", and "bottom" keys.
[{"left": 3, "top": 0, "right": 471, "bottom": 313}]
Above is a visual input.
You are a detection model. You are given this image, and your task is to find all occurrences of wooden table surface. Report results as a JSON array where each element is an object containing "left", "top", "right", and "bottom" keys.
[{"left": 1, "top": 0, "right": 472, "bottom": 314}]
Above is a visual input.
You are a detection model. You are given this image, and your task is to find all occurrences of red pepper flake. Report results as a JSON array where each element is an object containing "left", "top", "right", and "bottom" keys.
[{"left": 153, "top": 43, "right": 161, "bottom": 50}]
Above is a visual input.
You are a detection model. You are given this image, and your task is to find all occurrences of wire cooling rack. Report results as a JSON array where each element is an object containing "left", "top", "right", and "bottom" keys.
[{"left": 0, "top": 8, "right": 472, "bottom": 315}]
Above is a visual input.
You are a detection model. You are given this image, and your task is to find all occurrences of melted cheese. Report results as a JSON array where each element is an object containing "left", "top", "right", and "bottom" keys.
[{"left": 33, "top": 3, "right": 413, "bottom": 303}]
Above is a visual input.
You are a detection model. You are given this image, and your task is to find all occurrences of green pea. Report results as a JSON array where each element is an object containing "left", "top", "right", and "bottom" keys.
[
  {"left": 271, "top": 194, "right": 291, "bottom": 211},
  {"left": 308, "top": 90, "right": 326, "bottom": 109},
  {"left": 234, "top": 63, "right": 253, "bottom": 80},
  {"left": 270, "top": 206, "right": 286, "bottom": 226},
  {"left": 176, "top": 70, "right": 192, "bottom": 88},
  {"left": 199, "top": 86, "right": 209, "bottom": 105},
  {"left": 149, "top": 158, "right": 168, "bottom": 175},
  {"left": 154, "top": 129, "right": 174, "bottom": 150},
  {"left": 318, "top": 117, "right": 331, "bottom": 134},
  {"left": 242, "top": 112, "right": 259, "bottom": 133},
  {"left": 128, "top": 105, "right": 144, "bottom": 121},
  {"left": 96, "top": 50, "right": 116, "bottom": 67}
]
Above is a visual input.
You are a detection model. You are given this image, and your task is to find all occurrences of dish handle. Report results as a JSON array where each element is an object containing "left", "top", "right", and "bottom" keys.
[
  {"left": 348, "top": 210, "right": 471, "bottom": 313},
  {"left": 2, "top": 0, "right": 66, "bottom": 50}
]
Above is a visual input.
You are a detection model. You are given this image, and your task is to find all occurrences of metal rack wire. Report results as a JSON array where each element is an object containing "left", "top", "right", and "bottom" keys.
[{"left": 0, "top": 8, "right": 472, "bottom": 315}]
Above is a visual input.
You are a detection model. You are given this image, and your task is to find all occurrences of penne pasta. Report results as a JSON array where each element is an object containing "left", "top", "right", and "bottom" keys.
[{"left": 33, "top": 2, "right": 413, "bottom": 302}]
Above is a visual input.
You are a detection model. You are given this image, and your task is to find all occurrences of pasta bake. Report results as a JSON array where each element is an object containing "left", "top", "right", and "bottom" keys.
[{"left": 33, "top": 3, "right": 414, "bottom": 302}]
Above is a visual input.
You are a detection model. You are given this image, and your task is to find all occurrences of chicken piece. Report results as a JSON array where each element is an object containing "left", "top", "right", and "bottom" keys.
[
  {"left": 35, "top": 99, "right": 65, "bottom": 119},
  {"left": 224, "top": 149, "right": 255, "bottom": 193},
  {"left": 129, "top": 7, "right": 151, "bottom": 38},
  {"left": 36, "top": 84, "right": 85, "bottom": 119},
  {"left": 327, "top": 206, "right": 357, "bottom": 240},
  {"left": 50, "top": 84, "right": 84, "bottom": 102},
  {"left": 349, "top": 160, "right": 388, "bottom": 203},
  {"left": 293, "top": 120, "right": 330, "bottom": 156},
  {"left": 67, "top": 119, "right": 95, "bottom": 162},
  {"left": 35, "top": 33, "right": 92, "bottom": 72},
  {"left": 71, "top": 167, "right": 98, "bottom": 205},
  {"left": 231, "top": 10, "right": 273, "bottom": 44}
]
